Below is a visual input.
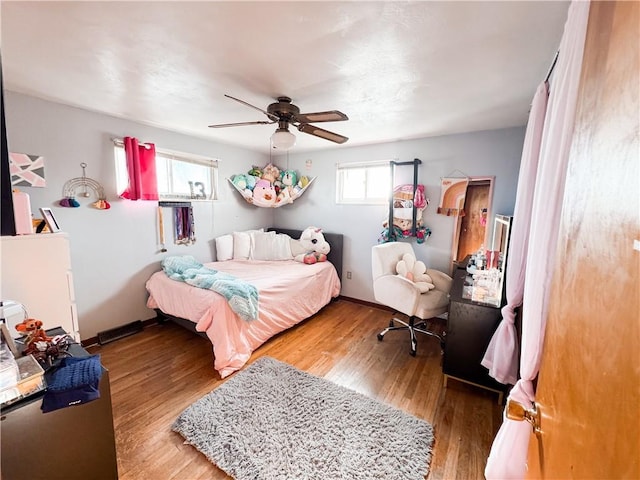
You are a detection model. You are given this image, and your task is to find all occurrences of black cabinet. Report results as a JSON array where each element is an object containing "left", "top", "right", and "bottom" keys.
[
  {"left": 443, "top": 265, "right": 507, "bottom": 403},
  {"left": 1, "top": 334, "right": 118, "bottom": 479}
]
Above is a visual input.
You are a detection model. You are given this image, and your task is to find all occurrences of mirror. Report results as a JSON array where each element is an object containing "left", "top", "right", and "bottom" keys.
[
  {"left": 492, "top": 215, "right": 512, "bottom": 272},
  {"left": 491, "top": 214, "right": 512, "bottom": 304}
]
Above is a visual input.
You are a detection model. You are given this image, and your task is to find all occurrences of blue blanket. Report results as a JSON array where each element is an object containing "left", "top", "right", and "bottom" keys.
[{"left": 161, "top": 256, "right": 259, "bottom": 322}]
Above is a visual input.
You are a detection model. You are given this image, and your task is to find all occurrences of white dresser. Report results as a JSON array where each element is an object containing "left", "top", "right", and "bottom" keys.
[{"left": 0, "top": 233, "right": 79, "bottom": 341}]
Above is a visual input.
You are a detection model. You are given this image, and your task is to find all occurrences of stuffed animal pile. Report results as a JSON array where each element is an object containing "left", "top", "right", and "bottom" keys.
[
  {"left": 396, "top": 253, "right": 435, "bottom": 293},
  {"left": 230, "top": 163, "right": 312, "bottom": 208},
  {"left": 290, "top": 226, "right": 330, "bottom": 264}
]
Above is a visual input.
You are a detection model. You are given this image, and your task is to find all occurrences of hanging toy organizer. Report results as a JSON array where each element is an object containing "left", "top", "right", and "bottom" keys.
[
  {"left": 60, "top": 163, "right": 110, "bottom": 209},
  {"left": 381, "top": 158, "right": 431, "bottom": 243}
]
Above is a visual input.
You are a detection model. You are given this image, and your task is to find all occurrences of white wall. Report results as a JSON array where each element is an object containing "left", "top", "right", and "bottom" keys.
[
  {"left": 4, "top": 92, "right": 524, "bottom": 339},
  {"left": 274, "top": 127, "right": 525, "bottom": 302},
  {"left": 4, "top": 92, "right": 271, "bottom": 339}
]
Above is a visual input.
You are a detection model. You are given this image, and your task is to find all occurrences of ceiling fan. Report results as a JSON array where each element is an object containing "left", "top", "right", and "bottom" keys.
[{"left": 208, "top": 95, "right": 349, "bottom": 149}]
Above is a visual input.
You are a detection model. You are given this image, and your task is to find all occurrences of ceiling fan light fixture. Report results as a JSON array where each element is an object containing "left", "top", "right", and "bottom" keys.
[{"left": 271, "top": 127, "right": 296, "bottom": 150}]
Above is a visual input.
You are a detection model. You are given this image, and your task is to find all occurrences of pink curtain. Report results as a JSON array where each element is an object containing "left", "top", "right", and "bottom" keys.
[
  {"left": 481, "top": 82, "right": 549, "bottom": 386},
  {"left": 119, "top": 137, "right": 158, "bottom": 201},
  {"left": 485, "top": 1, "right": 590, "bottom": 478}
]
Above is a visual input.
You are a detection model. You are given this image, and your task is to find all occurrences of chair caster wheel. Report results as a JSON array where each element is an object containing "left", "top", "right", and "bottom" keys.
[
  {"left": 377, "top": 333, "right": 384, "bottom": 341},
  {"left": 388, "top": 320, "right": 395, "bottom": 328},
  {"left": 410, "top": 349, "right": 416, "bottom": 357}
]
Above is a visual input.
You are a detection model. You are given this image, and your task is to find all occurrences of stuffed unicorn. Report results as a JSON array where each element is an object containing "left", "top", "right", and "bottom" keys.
[{"left": 290, "top": 226, "right": 330, "bottom": 264}]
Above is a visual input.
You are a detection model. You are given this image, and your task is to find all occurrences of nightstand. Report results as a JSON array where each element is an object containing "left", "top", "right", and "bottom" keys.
[{"left": 1, "top": 329, "right": 118, "bottom": 479}]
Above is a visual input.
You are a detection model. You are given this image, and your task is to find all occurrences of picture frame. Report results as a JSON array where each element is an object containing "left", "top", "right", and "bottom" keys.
[{"left": 39, "top": 207, "right": 61, "bottom": 233}]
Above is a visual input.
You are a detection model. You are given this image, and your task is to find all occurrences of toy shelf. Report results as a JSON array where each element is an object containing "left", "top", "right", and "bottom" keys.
[{"left": 386, "top": 158, "right": 423, "bottom": 241}]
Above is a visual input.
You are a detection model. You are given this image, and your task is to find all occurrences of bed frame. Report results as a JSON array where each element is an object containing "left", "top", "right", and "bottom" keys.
[{"left": 154, "top": 227, "right": 344, "bottom": 337}]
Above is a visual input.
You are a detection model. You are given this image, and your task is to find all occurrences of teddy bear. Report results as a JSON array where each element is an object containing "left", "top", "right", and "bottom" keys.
[
  {"left": 261, "top": 163, "right": 280, "bottom": 183},
  {"left": 289, "top": 226, "right": 330, "bottom": 264},
  {"left": 15, "top": 318, "right": 52, "bottom": 355},
  {"left": 396, "top": 253, "right": 435, "bottom": 293}
]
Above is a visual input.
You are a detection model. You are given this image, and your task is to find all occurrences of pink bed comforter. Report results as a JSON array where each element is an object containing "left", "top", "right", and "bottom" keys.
[{"left": 146, "top": 259, "right": 341, "bottom": 377}]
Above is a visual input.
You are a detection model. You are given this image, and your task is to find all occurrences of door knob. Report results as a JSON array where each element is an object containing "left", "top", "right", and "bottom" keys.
[{"left": 506, "top": 398, "right": 541, "bottom": 435}]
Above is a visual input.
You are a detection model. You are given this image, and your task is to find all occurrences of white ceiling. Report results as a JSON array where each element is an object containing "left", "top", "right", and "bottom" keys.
[{"left": 1, "top": 1, "right": 569, "bottom": 154}]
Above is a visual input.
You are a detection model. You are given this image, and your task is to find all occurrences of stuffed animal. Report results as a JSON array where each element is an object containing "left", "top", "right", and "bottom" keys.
[
  {"left": 290, "top": 226, "right": 330, "bottom": 263},
  {"left": 248, "top": 167, "right": 262, "bottom": 178},
  {"left": 275, "top": 187, "right": 293, "bottom": 206},
  {"left": 252, "top": 179, "right": 277, "bottom": 207},
  {"left": 298, "top": 176, "right": 310, "bottom": 188},
  {"left": 232, "top": 174, "right": 248, "bottom": 190},
  {"left": 261, "top": 163, "right": 280, "bottom": 183},
  {"left": 396, "top": 253, "right": 435, "bottom": 293},
  {"left": 280, "top": 170, "right": 298, "bottom": 188},
  {"left": 15, "top": 318, "right": 52, "bottom": 355},
  {"left": 245, "top": 175, "right": 256, "bottom": 191},
  {"left": 231, "top": 174, "right": 254, "bottom": 199}
]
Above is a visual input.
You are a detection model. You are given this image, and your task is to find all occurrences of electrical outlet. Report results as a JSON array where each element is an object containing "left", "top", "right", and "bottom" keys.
[{"left": 346, "top": 271, "right": 352, "bottom": 279}]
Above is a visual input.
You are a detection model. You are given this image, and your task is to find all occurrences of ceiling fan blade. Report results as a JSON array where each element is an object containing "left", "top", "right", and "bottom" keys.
[
  {"left": 224, "top": 94, "right": 279, "bottom": 121},
  {"left": 295, "top": 110, "right": 349, "bottom": 123},
  {"left": 297, "top": 123, "right": 349, "bottom": 144},
  {"left": 208, "top": 120, "right": 275, "bottom": 128}
]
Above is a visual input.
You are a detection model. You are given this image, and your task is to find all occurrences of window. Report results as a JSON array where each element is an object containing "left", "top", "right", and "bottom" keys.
[
  {"left": 336, "top": 160, "right": 391, "bottom": 204},
  {"left": 114, "top": 142, "right": 219, "bottom": 200}
]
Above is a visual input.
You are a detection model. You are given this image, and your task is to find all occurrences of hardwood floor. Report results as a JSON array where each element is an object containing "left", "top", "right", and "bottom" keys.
[{"left": 88, "top": 299, "right": 503, "bottom": 479}]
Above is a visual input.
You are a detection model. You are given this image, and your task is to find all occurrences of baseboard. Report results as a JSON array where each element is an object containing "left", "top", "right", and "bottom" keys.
[
  {"left": 81, "top": 317, "right": 158, "bottom": 348},
  {"left": 337, "top": 295, "right": 394, "bottom": 312}
]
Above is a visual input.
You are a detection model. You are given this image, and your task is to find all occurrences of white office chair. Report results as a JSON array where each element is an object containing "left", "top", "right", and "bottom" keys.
[{"left": 372, "top": 242, "right": 453, "bottom": 356}]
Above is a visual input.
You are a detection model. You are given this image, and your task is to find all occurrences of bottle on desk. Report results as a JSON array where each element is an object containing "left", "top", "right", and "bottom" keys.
[{"left": 476, "top": 245, "right": 487, "bottom": 270}]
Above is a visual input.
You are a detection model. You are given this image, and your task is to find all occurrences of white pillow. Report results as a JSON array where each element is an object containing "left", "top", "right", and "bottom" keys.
[
  {"left": 250, "top": 231, "right": 293, "bottom": 261},
  {"left": 215, "top": 234, "right": 234, "bottom": 261},
  {"left": 232, "top": 229, "right": 265, "bottom": 260}
]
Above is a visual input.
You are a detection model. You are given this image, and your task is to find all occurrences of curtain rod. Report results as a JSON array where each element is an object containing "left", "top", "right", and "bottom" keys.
[
  {"left": 544, "top": 50, "right": 560, "bottom": 83},
  {"left": 111, "top": 137, "right": 220, "bottom": 164},
  {"left": 111, "top": 137, "right": 151, "bottom": 147}
]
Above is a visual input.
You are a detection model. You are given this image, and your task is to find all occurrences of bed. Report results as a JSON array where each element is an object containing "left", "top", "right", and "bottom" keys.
[{"left": 145, "top": 228, "right": 343, "bottom": 378}]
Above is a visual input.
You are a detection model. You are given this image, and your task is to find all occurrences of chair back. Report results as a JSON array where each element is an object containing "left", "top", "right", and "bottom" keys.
[{"left": 371, "top": 242, "right": 414, "bottom": 281}]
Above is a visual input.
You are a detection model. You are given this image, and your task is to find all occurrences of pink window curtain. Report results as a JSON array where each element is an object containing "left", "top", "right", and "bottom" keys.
[
  {"left": 119, "top": 137, "right": 158, "bottom": 201},
  {"left": 484, "top": 2, "right": 590, "bottom": 479},
  {"left": 481, "top": 81, "right": 549, "bottom": 386}
]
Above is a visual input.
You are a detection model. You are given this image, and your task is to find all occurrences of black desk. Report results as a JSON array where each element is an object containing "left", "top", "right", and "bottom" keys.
[
  {"left": 1, "top": 329, "right": 118, "bottom": 479},
  {"left": 443, "top": 264, "right": 508, "bottom": 404}
]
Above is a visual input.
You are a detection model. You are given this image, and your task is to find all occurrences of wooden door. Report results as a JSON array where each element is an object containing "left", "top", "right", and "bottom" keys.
[
  {"left": 456, "top": 182, "right": 490, "bottom": 260},
  {"left": 526, "top": 2, "right": 639, "bottom": 478}
]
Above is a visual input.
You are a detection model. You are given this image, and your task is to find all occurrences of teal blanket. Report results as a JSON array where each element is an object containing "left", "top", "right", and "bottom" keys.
[{"left": 161, "top": 256, "right": 259, "bottom": 322}]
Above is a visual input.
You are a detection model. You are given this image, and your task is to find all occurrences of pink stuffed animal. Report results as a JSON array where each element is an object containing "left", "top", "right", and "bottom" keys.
[{"left": 252, "top": 179, "right": 277, "bottom": 207}]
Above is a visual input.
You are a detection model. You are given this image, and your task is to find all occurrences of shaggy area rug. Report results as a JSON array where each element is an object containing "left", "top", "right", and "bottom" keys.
[{"left": 172, "top": 356, "right": 434, "bottom": 480}]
